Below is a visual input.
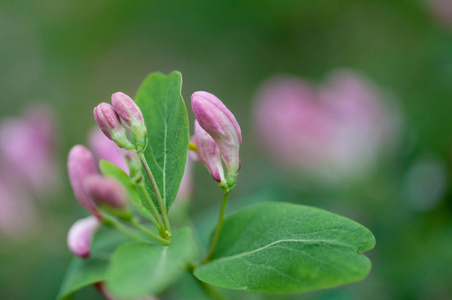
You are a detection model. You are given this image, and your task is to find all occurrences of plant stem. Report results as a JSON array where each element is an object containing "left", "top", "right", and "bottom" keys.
[
  {"left": 137, "top": 183, "right": 166, "bottom": 237},
  {"left": 129, "top": 219, "right": 170, "bottom": 246},
  {"left": 102, "top": 214, "right": 148, "bottom": 243},
  {"left": 202, "top": 191, "right": 229, "bottom": 263},
  {"left": 138, "top": 152, "right": 172, "bottom": 236},
  {"left": 133, "top": 205, "right": 160, "bottom": 231}
]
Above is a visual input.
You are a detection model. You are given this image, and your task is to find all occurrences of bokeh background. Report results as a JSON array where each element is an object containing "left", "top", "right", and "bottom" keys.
[{"left": 1, "top": 0, "right": 451, "bottom": 299}]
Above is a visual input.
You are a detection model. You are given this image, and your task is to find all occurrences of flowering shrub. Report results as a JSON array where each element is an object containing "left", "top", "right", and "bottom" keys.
[{"left": 58, "top": 72, "right": 375, "bottom": 299}]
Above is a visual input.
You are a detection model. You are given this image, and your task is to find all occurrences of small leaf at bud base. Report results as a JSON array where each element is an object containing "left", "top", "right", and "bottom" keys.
[
  {"left": 67, "top": 216, "right": 100, "bottom": 258},
  {"left": 191, "top": 121, "right": 225, "bottom": 184},
  {"left": 93, "top": 103, "right": 133, "bottom": 149},
  {"left": 111, "top": 92, "right": 148, "bottom": 143},
  {"left": 84, "top": 175, "right": 132, "bottom": 220},
  {"left": 124, "top": 150, "right": 141, "bottom": 176},
  {"left": 191, "top": 91, "right": 241, "bottom": 177}
]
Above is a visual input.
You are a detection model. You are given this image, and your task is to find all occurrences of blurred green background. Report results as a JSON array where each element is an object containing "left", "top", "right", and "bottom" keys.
[{"left": 0, "top": 0, "right": 451, "bottom": 299}]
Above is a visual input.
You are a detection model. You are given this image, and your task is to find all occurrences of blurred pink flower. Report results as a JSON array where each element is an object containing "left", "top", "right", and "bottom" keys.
[
  {"left": 253, "top": 69, "right": 400, "bottom": 183},
  {"left": 0, "top": 106, "right": 58, "bottom": 194},
  {"left": 0, "top": 105, "right": 57, "bottom": 237},
  {"left": 0, "top": 175, "right": 37, "bottom": 237},
  {"left": 89, "top": 128, "right": 128, "bottom": 173},
  {"left": 428, "top": 0, "right": 452, "bottom": 28}
]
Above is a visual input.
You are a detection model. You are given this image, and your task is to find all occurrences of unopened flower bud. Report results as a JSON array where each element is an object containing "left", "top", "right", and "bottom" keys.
[
  {"left": 191, "top": 121, "right": 225, "bottom": 183},
  {"left": 125, "top": 150, "right": 141, "bottom": 174},
  {"left": 111, "top": 92, "right": 147, "bottom": 141},
  {"left": 191, "top": 91, "right": 241, "bottom": 177},
  {"left": 67, "top": 216, "right": 100, "bottom": 258},
  {"left": 84, "top": 175, "right": 131, "bottom": 220},
  {"left": 94, "top": 103, "right": 132, "bottom": 149},
  {"left": 68, "top": 145, "right": 100, "bottom": 218}
]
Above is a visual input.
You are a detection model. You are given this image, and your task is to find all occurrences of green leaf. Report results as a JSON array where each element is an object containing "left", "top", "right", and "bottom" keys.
[
  {"left": 194, "top": 202, "right": 375, "bottom": 294},
  {"left": 106, "top": 227, "right": 198, "bottom": 298},
  {"left": 57, "top": 228, "right": 130, "bottom": 300},
  {"left": 58, "top": 256, "right": 109, "bottom": 300},
  {"left": 134, "top": 71, "right": 189, "bottom": 211},
  {"left": 100, "top": 160, "right": 153, "bottom": 219}
]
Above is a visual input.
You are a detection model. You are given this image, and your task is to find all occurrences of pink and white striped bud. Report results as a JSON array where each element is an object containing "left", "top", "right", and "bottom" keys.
[
  {"left": 191, "top": 121, "right": 225, "bottom": 183},
  {"left": 111, "top": 92, "right": 147, "bottom": 140},
  {"left": 94, "top": 103, "right": 132, "bottom": 149},
  {"left": 68, "top": 145, "right": 100, "bottom": 218},
  {"left": 84, "top": 175, "right": 129, "bottom": 209},
  {"left": 191, "top": 91, "right": 241, "bottom": 177},
  {"left": 67, "top": 216, "right": 100, "bottom": 258}
]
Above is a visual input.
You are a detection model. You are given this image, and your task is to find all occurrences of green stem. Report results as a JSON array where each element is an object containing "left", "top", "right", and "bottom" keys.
[
  {"left": 129, "top": 219, "right": 170, "bottom": 246},
  {"left": 202, "top": 191, "right": 229, "bottom": 263},
  {"left": 138, "top": 153, "right": 172, "bottom": 236},
  {"left": 137, "top": 183, "right": 166, "bottom": 237},
  {"left": 102, "top": 214, "right": 148, "bottom": 243},
  {"left": 133, "top": 204, "right": 160, "bottom": 230}
]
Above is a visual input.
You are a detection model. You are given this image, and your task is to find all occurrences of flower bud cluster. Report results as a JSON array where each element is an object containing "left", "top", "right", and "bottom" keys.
[
  {"left": 94, "top": 92, "right": 147, "bottom": 152},
  {"left": 190, "top": 91, "right": 242, "bottom": 190},
  {"left": 67, "top": 144, "right": 131, "bottom": 258}
]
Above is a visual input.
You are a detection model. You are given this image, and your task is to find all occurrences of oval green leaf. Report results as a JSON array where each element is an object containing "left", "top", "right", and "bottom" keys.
[
  {"left": 105, "top": 227, "right": 198, "bottom": 298},
  {"left": 194, "top": 202, "right": 375, "bottom": 294},
  {"left": 57, "top": 228, "right": 131, "bottom": 299},
  {"left": 134, "top": 71, "right": 189, "bottom": 211}
]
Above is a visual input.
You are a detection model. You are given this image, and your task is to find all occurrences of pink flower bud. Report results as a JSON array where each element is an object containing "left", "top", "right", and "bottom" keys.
[
  {"left": 84, "top": 175, "right": 129, "bottom": 210},
  {"left": 93, "top": 103, "right": 132, "bottom": 149},
  {"left": 67, "top": 145, "right": 99, "bottom": 218},
  {"left": 67, "top": 216, "right": 100, "bottom": 258},
  {"left": 191, "top": 91, "right": 241, "bottom": 176},
  {"left": 111, "top": 92, "right": 147, "bottom": 140},
  {"left": 191, "top": 121, "right": 225, "bottom": 183},
  {"left": 89, "top": 128, "right": 128, "bottom": 174}
]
